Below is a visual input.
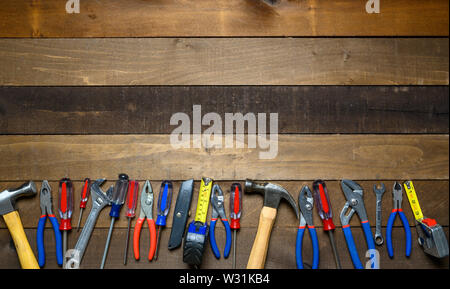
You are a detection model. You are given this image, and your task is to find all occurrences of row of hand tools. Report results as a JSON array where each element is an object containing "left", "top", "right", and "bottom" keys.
[{"left": 0, "top": 177, "right": 447, "bottom": 269}]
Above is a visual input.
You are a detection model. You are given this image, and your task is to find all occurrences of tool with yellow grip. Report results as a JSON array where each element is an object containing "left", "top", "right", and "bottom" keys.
[
  {"left": 0, "top": 181, "right": 39, "bottom": 269},
  {"left": 183, "top": 177, "right": 213, "bottom": 267},
  {"left": 404, "top": 181, "right": 448, "bottom": 258}
]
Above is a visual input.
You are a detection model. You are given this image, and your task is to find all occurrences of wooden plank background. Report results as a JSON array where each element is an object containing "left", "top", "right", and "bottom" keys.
[
  {"left": 0, "top": 0, "right": 448, "bottom": 37},
  {"left": 0, "top": 0, "right": 448, "bottom": 270},
  {"left": 0, "top": 86, "right": 448, "bottom": 134},
  {"left": 0, "top": 38, "right": 448, "bottom": 86}
]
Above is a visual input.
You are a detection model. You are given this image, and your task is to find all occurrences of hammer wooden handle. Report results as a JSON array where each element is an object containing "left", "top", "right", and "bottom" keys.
[
  {"left": 3, "top": 211, "right": 39, "bottom": 269},
  {"left": 247, "top": 206, "right": 277, "bottom": 269}
]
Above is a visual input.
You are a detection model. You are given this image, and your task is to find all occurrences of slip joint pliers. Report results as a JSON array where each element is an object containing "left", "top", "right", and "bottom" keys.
[
  {"left": 340, "top": 180, "right": 376, "bottom": 269},
  {"left": 133, "top": 180, "right": 157, "bottom": 261},
  {"left": 37, "top": 180, "right": 63, "bottom": 267},
  {"left": 209, "top": 184, "right": 232, "bottom": 259},
  {"left": 296, "top": 185, "right": 319, "bottom": 269}
]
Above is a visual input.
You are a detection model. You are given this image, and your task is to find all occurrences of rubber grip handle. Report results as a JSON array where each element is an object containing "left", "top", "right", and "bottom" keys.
[
  {"left": 361, "top": 221, "right": 376, "bottom": 269},
  {"left": 37, "top": 216, "right": 46, "bottom": 267},
  {"left": 147, "top": 219, "right": 157, "bottom": 261},
  {"left": 247, "top": 207, "right": 277, "bottom": 269},
  {"left": 309, "top": 227, "right": 320, "bottom": 269},
  {"left": 398, "top": 211, "right": 412, "bottom": 257},
  {"left": 3, "top": 211, "right": 39, "bottom": 269},
  {"left": 386, "top": 212, "right": 396, "bottom": 258},
  {"left": 342, "top": 225, "right": 363, "bottom": 269},
  {"left": 223, "top": 220, "right": 232, "bottom": 259},
  {"left": 295, "top": 228, "right": 305, "bottom": 269},
  {"left": 48, "top": 216, "right": 63, "bottom": 266},
  {"left": 133, "top": 218, "right": 144, "bottom": 260},
  {"left": 209, "top": 220, "right": 220, "bottom": 258}
]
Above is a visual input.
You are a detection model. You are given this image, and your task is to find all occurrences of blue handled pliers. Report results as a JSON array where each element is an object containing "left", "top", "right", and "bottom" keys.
[
  {"left": 386, "top": 182, "right": 412, "bottom": 259},
  {"left": 37, "top": 180, "right": 63, "bottom": 267},
  {"left": 296, "top": 185, "right": 319, "bottom": 269},
  {"left": 340, "top": 180, "right": 377, "bottom": 269},
  {"left": 209, "top": 184, "right": 232, "bottom": 259}
]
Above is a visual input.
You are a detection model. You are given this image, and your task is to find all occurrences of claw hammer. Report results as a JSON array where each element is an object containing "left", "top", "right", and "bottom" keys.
[
  {"left": 0, "top": 181, "right": 39, "bottom": 269},
  {"left": 245, "top": 180, "right": 299, "bottom": 269}
]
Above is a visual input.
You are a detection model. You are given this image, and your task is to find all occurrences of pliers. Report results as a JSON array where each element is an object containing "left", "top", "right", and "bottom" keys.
[
  {"left": 296, "top": 185, "right": 319, "bottom": 269},
  {"left": 209, "top": 184, "right": 232, "bottom": 259},
  {"left": 37, "top": 180, "right": 63, "bottom": 267},
  {"left": 340, "top": 180, "right": 376, "bottom": 269},
  {"left": 133, "top": 180, "right": 157, "bottom": 261},
  {"left": 386, "top": 182, "right": 412, "bottom": 258}
]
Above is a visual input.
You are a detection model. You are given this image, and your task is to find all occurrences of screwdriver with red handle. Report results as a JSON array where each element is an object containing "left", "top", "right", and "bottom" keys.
[
  {"left": 230, "top": 183, "right": 242, "bottom": 269},
  {"left": 312, "top": 180, "right": 341, "bottom": 269},
  {"left": 76, "top": 178, "right": 90, "bottom": 232},
  {"left": 58, "top": 178, "right": 74, "bottom": 269},
  {"left": 123, "top": 180, "right": 139, "bottom": 265}
]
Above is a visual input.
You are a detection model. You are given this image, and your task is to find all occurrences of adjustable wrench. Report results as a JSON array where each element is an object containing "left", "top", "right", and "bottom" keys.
[
  {"left": 66, "top": 179, "right": 113, "bottom": 268},
  {"left": 373, "top": 183, "right": 385, "bottom": 246}
]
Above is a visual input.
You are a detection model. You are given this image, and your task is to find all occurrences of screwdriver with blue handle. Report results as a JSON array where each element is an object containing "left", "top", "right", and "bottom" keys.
[
  {"left": 100, "top": 173, "right": 129, "bottom": 269},
  {"left": 154, "top": 180, "right": 173, "bottom": 260}
]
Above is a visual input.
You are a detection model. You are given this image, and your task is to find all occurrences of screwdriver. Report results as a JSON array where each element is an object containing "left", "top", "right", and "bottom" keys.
[
  {"left": 312, "top": 180, "right": 342, "bottom": 269},
  {"left": 123, "top": 180, "right": 139, "bottom": 265},
  {"left": 100, "top": 173, "right": 129, "bottom": 269},
  {"left": 230, "top": 183, "right": 242, "bottom": 269},
  {"left": 154, "top": 180, "right": 173, "bottom": 260},
  {"left": 58, "top": 178, "right": 73, "bottom": 269},
  {"left": 76, "top": 178, "right": 90, "bottom": 232}
]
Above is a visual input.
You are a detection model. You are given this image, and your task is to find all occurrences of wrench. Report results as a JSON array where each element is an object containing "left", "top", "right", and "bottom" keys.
[
  {"left": 373, "top": 183, "right": 385, "bottom": 246},
  {"left": 66, "top": 179, "right": 113, "bottom": 268}
]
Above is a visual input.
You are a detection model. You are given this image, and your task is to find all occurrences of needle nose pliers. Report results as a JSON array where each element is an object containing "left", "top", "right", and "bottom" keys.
[
  {"left": 296, "top": 185, "right": 319, "bottom": 269},
  {"left": 209, "top": 184, "right": 232, "bottom": 259},
  {"left": 386, "top": 182, "right": 412, "bottom": 259},
  {"left": 37, "top": 180, "right": 63, "bottom": 267},
  {"left": 340, "top": 180, "right": 376, "bottom": 269},
  {"left": 133, "top": 180, "right": 157, "bottom": 261}
]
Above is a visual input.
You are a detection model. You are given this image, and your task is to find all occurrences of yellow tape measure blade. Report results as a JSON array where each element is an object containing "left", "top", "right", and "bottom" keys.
[
  {"left": 194, "top": 177, "right": 213, "bottom": 224},
  {"left": 403, "top": 181, "right": 424, "bottom": 221}
]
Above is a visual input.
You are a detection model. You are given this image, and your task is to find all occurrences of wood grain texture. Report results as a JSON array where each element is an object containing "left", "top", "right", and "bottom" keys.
[
  {"left": 0, "top": 134, "right": 447, "bottom": 181},
  {"left": 0, "top": 0, "right": 448, "bottom": 37},
  {"left": 1, "top": 86, "right": 448, "bottom": 134},
  {"left": 0, "top": 38, "right": 448, "bottom": 85},
  {"left": 0, "top": 227, "right": 448, "bottom": 269},
  {"left": 1, "top": 180, "right": 448, "bottom": 229}
]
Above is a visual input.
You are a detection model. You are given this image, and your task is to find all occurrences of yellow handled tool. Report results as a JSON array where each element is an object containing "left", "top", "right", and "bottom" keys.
[{"left": 0, "top": 181, "right": 39, "bottom": 269}]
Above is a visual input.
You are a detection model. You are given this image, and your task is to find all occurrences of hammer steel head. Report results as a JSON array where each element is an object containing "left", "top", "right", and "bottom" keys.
[
  {"left": 0, "top": 181, "right": 37, "bottom": 216},
  {"left": 245, "top": 179, "right": 299, "bottom": 219}
]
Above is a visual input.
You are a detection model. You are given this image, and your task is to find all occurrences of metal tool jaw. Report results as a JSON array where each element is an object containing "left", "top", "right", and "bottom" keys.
[
  {"left": 91, "top": 179, "right": 114, "bottom": 207},
  {"left": 298, "top": 186, "right": 314, "bottom": 227},
  {"left": 211, "top": 184, "right": 227, "bottom": 220},
  {"left": 139, "top": 180, "right": 153, "bottom": 219},
  {"left": 392, "top": 182, "right": 403, "bottom": 210},
  {"left": 39, "top": 180, "right": 54, "bottom": 215},
  {"left": 416, "top": 218, "right": 449, "bottom": 258},
  {"left": 340, "top": 180, "right": 368, "bottom": 225}
]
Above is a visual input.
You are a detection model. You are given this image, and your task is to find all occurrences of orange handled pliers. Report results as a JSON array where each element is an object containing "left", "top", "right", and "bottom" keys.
[{"left": 133, "top": 180, "right": 157, "bottom": 261}]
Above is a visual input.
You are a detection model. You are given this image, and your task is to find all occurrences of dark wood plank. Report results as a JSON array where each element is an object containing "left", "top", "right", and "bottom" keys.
[
  {"left": 0, "top": 38, "right": 448, "bottom": 85},
  {"left": 0, "top": 135, "right": 447, "bottom": 181},
  {"left": 1, "top": 86, "right": 448, "bottom": 134},
  {"left": 0, "top": 0, "right": 448, "bottom": 37},
  {"left": 1, "top": 180, "right": 447, "bottom": 229},
  {"left": 1, "top": 227, "right": 447, "bottom": 269}
]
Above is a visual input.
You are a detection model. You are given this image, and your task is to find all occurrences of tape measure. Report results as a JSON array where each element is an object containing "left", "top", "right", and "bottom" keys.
[
  {"left": 403, "top": 180, "right": 424, "bottom": 221},
  {"left": 183, "top": 177, "right": 213, "bottom": 267},
  {"left": 194, "top": 178, "right": 213, "bottom": 223}
]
